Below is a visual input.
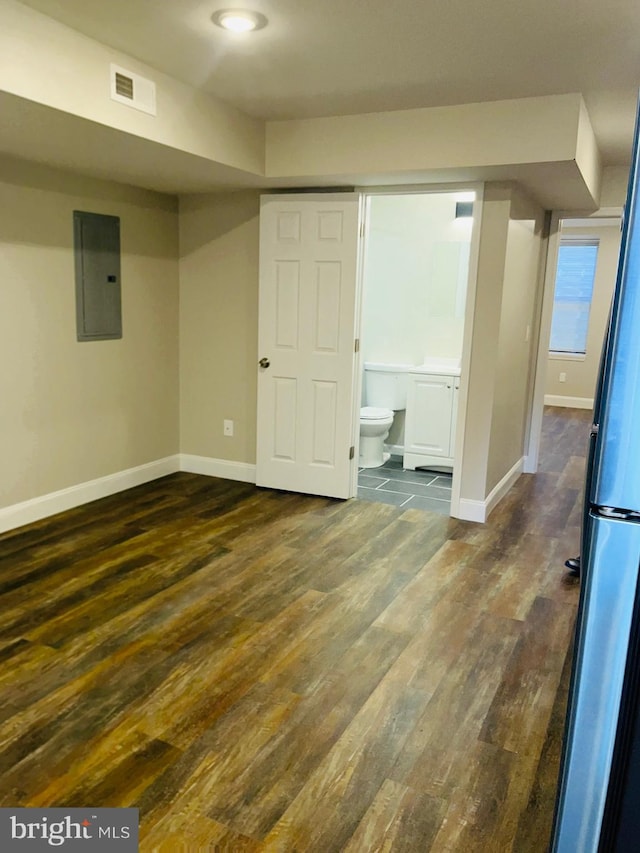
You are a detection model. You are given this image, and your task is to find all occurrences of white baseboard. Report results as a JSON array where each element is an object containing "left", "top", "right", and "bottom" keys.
[
  {"left": 455, "top": 456, "right": 524, "bottom": 524},
  {"left": 3, "top": 449, "right": 525, "bottom": 533},
  {"left": 544, "top": 394, "right": 594, "bottom": 410},
  {"left": 179, "top": 454, "right": 257, "bottom": 484},
  {"left": 455, "top": 498, "right": 487, "bottom": 523},
  {"left": 0, "top": 455, "right": 180, "bottom": 534},
  {"left": 485, "top": 456, "right": 524, "bottom": 519}
]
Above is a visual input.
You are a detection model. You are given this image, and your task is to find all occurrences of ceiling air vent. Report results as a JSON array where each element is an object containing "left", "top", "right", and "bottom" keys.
[
  {"left": 110, "top": 64, "right": 156, "bottom": 116},
  {"left": 115, "top": 72, "right": 134, "bottom": 100}
]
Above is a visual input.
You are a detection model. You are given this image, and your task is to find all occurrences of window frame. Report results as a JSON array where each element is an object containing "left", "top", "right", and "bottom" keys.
[{"left": 548, "top": 236, "right": 599, "bottom": 359}]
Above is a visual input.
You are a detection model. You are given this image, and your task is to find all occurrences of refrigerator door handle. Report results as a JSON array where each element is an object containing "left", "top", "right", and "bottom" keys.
[{"left": 597, "top": 507, "right": 640, "bottom": 521}]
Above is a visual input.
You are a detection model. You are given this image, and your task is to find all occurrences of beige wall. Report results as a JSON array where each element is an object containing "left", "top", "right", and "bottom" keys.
[
  {"left": 459, "top": 185, "right": 511, "bottom": 501},
  {"left": 545, "top": 222, "right": 621, "bottom": 402},
  {"left": 0, "top": 157, "right": 179, "bottom": 508},
  {"left": 265, "top": 95, "right": 600, "bottom": 210},
  {"left": 600, "top": 166, "right": 630, "bottom": 208},
  {"left": 0, "top": 0, "right": 265, "bottom": 175},
  {"left": 486, "top": 188, "right": 545, "bottom": 492},
  {"left": 179, "top": 191, "right": 260, "bottom": 463},
  {"left": 575, "top": 98, "right": 602, "bottom": 203},
  {"left": 267, "top": 95, "right": 586, "bottom": 176},
  {"left": 460, "top": 184, "right": 545, "bottom": 502}
]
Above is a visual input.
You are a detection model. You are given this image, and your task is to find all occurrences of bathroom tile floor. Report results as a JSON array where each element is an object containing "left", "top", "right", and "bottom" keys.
[{"left": 357, "top": 455, "right": 452, "bottom": 515}]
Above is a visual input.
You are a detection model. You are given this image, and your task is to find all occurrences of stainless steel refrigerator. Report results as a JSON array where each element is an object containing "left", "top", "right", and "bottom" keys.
[{"left": 551, "top": 100, "right": 640, "bottom": 852}]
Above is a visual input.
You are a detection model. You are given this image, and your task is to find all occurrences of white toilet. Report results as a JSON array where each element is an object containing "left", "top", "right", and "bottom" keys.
[{"left": 359, "top": 363, "right": 410, "bottom": 468}]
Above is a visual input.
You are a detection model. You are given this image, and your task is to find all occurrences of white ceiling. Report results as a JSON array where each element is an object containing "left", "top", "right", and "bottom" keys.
[{"left": 17, "top": 0, "right": 640, "bottom": 166}]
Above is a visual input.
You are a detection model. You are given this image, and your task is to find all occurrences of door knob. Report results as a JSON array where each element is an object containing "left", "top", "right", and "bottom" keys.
[{"left": 259, "top": 357, "right": 270, "bottom": 368}]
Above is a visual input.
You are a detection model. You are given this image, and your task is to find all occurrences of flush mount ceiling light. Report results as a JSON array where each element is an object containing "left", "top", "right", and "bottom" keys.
[{"left": 212, "top": 9, "right": 268, "bottom": 32}]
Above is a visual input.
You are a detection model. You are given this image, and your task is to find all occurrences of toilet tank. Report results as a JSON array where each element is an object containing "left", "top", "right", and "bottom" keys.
[{"left": 363, "top": 363, "right": 411, "bottom": 409}]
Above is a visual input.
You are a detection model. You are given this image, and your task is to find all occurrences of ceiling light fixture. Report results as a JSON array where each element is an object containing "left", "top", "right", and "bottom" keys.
[{"left": 212, "top": 9, "right": 268, "bottom": 32}]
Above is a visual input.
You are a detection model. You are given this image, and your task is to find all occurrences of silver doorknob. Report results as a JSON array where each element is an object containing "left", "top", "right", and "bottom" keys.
[{"left": 259, "top": 357, "right": 270, "bottom": 368}]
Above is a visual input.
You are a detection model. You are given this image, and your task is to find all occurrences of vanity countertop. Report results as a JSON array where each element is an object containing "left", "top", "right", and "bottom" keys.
[{"left": 409, "top": 358, "right": 461, "bottom": 377}]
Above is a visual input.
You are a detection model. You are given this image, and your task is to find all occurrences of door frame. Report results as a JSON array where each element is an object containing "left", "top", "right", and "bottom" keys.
[
  {"left": 526, "top": 206, "right": 623, "bottom": 473},
  {"left": 353, "top": 182, "right": 485, "bottom": 519}
]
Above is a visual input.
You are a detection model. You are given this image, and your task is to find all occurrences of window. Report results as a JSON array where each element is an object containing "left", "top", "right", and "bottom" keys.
[{"left": 549, "top": 238, "right": 599, "bottom": 355}]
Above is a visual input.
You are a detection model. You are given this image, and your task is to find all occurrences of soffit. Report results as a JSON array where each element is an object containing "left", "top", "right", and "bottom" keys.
[
  {"left": 0, "top": 92, "right": 596, "bottom": 210},
  {"left": 18, "top": 0, "right": 640, "bottom": 166}
]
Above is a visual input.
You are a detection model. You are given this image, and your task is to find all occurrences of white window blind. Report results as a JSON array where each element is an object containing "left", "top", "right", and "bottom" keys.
[{"left": 549, "top": 238, "right": 599, "bottom": 355}]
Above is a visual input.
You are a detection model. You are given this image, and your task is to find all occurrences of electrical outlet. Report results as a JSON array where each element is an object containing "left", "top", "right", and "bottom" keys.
[
  {"left": 223, "top": 419, "right": 234, "bottom": 436},
  {"left": 559, "top": 372, "right": 567, "bottom": 383}
]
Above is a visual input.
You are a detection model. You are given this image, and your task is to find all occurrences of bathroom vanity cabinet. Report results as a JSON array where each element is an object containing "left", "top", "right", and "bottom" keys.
[{"left": 403, "top": 369, "right": 460, "bottom": 470}]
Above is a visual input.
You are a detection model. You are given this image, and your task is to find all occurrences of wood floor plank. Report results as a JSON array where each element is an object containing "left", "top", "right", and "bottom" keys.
[
  {"left": 0, "top": 639, "right": 174, "bottom": 805},
  {"left": 49, "top": 737, "right": 182, "bottom": 810},
  {"left": 557, "top": 454, "right": 588, "bottom": 490},
  {"left": 479, "top": 533, "right": 561, "bottom": 622},
  {"left": 141, "top": 813, "right": 264, "bottom": 852},
  {"left": 261, "top": 681, "right": 433, "bottom": 852},
  {"left": 478, "top": 596, "right": 577, "bottom": 756},
  {"left": 0, "top": 407, "right": 589, "bottom": 850},
  {"left": 131, "top": 683, "right": 302, "bottom": 837},
  {"left": 374, "top": 539, "right": 478, "bottom": 634},
  {"left": 27, "top": 725, "right": 176, "bottom": 808},
  {"left": 132, "top": 591, "right": 329, "bottom": 749},
  {"left": 343, "top": 778, "right": 447, "bottom": 853},
  {"left": 512, "top": 636, "right": 575, "bottom": 851},
  {"left": 427, "top": 739, "right": 521, "bottom": 852},
  {"left": 23, "top": 549, "right": 229, "bottom": 648},
  {"left": 199, "top": 624, "right": 411, "bottom": 839},
  {"left": 387, "top": 611, "right": 522, "bottom": 797}
]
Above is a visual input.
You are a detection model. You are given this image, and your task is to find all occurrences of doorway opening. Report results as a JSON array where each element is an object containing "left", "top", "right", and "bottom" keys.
[
  {"left": 528, "top": 211, "right": 622, "bottom": 472},
  {"left": 355, "top": 189, "right": 476, "bottom": 515}
]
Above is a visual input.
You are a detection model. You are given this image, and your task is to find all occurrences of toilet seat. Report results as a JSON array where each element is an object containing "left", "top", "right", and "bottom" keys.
[{"left": 360, "top": 406, "right": 393, "bottom": 420}]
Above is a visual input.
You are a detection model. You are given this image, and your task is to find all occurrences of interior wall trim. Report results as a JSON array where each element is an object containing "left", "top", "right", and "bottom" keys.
[
  {"left": 179, "top": 455, "right": 257, "bottom": 484},
  {"left": 3, "top": 452, "right": 521, "bottom": 532},
  {"left": 485, "top": 456, "right": 524, "bottom": 519},
  {"left": 544, "top": 394, "right": 594, "bottom": 410},
  {"left": 0, "top": 455, "right": 181, "bottom": 534},
  {"left": 456, "top": 455, "right": 524, "bottom": 523},
  {"left": 454, "top": 498, "right": 487, "bottom": 523}
]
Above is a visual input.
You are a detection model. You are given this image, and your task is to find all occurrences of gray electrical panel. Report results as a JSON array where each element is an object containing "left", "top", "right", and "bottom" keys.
[{"left": 74, "top": 211, "right": 122, "bottom": 341}]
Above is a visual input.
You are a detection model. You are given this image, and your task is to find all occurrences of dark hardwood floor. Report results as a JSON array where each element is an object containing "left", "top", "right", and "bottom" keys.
[{"left": 0, "top": 407, "right": 590, "bottom": 851}]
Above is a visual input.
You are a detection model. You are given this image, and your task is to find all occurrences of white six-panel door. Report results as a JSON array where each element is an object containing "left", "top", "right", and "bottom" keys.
[{"left": 256, "top": 194, "right": 361, "bottom": 499}]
